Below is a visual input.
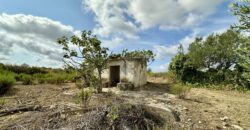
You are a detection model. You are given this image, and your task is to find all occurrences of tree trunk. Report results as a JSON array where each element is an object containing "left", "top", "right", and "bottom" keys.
[{"left": 97, "top": 69, "right": 102, "bottom": 93}]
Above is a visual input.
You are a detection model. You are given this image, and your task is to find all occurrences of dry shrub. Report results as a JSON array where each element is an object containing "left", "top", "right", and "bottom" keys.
[{"left": 72, "top": 104, "right": 165, "bottom": 130}]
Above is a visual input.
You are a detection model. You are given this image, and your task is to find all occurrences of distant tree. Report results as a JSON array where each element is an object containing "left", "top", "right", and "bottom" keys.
[{"left": 57, "top": 30, "right": 109, "bottom": 93}]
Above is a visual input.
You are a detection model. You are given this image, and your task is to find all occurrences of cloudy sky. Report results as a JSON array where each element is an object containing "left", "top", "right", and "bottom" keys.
[{"left": 0, "top": 0, "right": 237, "bottom": 72}]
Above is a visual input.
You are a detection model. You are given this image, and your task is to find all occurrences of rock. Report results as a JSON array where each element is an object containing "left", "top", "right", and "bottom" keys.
[
  {"left": 198, "top": 121, "right": 202, "bottom": 124},
  {"left": 188, "top": 118, "right": 192, "bottom": 122},
  {"left": 183, "top": 107, "right": 188, "bottom": 111},
  {"left": 61, "top": 114, "right": 66, "bottom": 119},
  {"left": 49, "top": 105, "right": 56, "bottom": 109},
  {"left": 231, "top": 125, "right": 243, "bottom": 130},
  {"left": 220, "top": 116, "right": 229, "bottom": 121}
]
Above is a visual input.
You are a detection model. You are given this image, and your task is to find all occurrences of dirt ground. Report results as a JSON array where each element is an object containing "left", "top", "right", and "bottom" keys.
[{"left": 0, "top": 79, "right": 249, "bottom": 130}]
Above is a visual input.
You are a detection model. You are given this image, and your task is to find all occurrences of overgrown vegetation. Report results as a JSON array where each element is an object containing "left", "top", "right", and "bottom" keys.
[{"left": 0, "top": 70, "right": 16, "bottom": 95}]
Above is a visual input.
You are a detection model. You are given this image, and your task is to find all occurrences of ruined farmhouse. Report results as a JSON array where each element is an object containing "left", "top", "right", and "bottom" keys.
[{"left": 102, "top": 57, "right": 147, "bottom": 88}]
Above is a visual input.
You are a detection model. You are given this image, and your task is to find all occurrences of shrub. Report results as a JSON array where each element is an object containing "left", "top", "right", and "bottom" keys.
[
  {"left": 0, "top": 70, "right": 16, "bottom": 95},
  {"left": 18, "top": 73, "right": 33, "bottom": 85},
  {"left": 76, "top": 88, "right": 94, "bottom": 107},
  {"left": 0, "top": 98, "right": 5, "bottom": 105},
  {"left": 170, "top": 83, "right": 191, "bottom": 99}
]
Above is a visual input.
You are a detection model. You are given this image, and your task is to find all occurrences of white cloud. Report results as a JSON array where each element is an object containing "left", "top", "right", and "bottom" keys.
[
  {"left": 84, "top": 0, "right": 139, "bottom": 39},
  {"left": 153, "top": 45, "right": 179, "bottom": 59},
  {"left": 102, "top": 36, "right": 124, "bottom": 49},
  {"left": 83, "top": 0, "right": 224, "bottom": 38},
  {"left": 0, "top": 13, "right": 77, "bottom": 67}
]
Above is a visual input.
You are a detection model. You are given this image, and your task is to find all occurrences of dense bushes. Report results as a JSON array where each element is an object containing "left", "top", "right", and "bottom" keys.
[
  {"left": 33, "top": 72, "right": 76, "bottom": 84},
  {"left": 0, "top": 70, "right": 16, "bottom": 94}
]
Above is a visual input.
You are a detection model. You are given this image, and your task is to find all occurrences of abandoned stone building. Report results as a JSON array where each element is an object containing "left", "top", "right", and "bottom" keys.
[{"left": 102, "top": 58, "right": 147, "bottom": 88}]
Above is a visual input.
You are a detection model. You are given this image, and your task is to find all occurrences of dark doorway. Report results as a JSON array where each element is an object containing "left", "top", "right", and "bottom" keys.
[{"left": 110, "top": 66, "right": 120, "bottom": 86}]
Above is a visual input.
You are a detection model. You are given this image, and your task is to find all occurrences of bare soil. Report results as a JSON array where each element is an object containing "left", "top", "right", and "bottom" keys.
[{"left": 0, "top": 79, "right": 249, "bottom": 130}]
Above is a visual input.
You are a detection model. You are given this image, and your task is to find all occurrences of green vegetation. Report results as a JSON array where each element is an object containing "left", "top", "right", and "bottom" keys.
[
  {"left": 169, "top": 83, "right": 191, "bottom": 99},
  {"left": 110, "top": 49, "right": 155, "bottom": 63},
  {"left": 0, "top": 63, "right": 77, "bottom": 86},
  {"left": 169, "top": 29, "right": 249, "bottom": 90},
  {"left": 0, "top": 98, "right": 5, "bottom": 105},
  {"left": 167, "top": 0, "right": 250, "bottom": 90},
  {"left": 0, "top": 70, "right": 16, "bottom": 94},
  {"left": 58, "top": 30, "right": 109, "bottom": 93},
  {"left": 232, "top": 0, "right": 250, "bottom": 88},
  {"left": 76, "top": 88, "right": 94, "bottom": 107}
]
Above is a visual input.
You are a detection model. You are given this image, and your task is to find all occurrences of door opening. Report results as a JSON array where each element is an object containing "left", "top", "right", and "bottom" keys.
[{"left": 110, "top": 66, "right": 120, "bottom": 86}]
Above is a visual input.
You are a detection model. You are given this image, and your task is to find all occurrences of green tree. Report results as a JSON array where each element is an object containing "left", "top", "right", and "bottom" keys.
[
  {"left": 169, "top": 29, "right": 247, "bottom": 84},
  {"left": 232, "top": 0, "right": 250, "bottom": 87},
  {"left": 231, "top": 0, "right": 250, "bottom": 31},
  {"left": 188, "top": 30, "right": 240, "bottom": 71},
  {"left": 57, "top": 30, "right": 109, "bottom": 93}
]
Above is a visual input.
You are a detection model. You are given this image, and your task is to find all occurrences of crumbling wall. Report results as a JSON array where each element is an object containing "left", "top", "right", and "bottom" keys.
[{"left": 132, "top": 60, "right": 147, "bottom": 87}]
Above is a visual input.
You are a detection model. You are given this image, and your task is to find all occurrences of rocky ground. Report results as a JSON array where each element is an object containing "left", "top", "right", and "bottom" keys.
[{"left": 0, "top": 79, "right": 249, "bottom": 130}]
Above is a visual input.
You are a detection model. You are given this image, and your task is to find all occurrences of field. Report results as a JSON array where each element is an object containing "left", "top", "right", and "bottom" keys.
[{"left": 0, "top": 77, "right": 249, "bottom": 130}]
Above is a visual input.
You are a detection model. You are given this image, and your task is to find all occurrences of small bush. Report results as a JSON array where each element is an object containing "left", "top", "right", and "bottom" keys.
[
  {"left": 77, "top": 88, "right": 94, "bottom": 107},
  {"left": 0, "top": 70, "right": 16, "bottom": 95},
  {"left": 0, "top": 98, "right": 5, "bottom": 105},
  {"left": 170, "top": 83, "right": 191, "bottom": 99},
  {"left": 18, "top": 73, "right": 33, "bottom": 85}
]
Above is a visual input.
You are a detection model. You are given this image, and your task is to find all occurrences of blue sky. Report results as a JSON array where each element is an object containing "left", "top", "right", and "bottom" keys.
[{"left": 0, "top": 0, "right": 237, "bottom": 72}]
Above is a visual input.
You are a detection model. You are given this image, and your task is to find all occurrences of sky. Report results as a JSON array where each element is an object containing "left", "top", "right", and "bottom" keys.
[{"left": 0, "top": 0, "right": 238, "bottom": 72}]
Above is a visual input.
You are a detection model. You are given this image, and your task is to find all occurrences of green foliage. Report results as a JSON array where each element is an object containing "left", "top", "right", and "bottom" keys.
[
  {"left": 231, "top": 0, "right": 250, "bottom": 88},
  {"left": 0, "top": 70, "right": 16, "bottom": 95},
  {"left": 107, "top": 105, "right": 119, "bottom": 122},
  {"left": 18, "top": 73, "right": 33, "bottom": 85},
  {"left": 58, "top": 30, "right": 109, "bottom": 93},
  {"left": 33, "top": 71, "right": 76, "bottom": 84},
  {"left": 76, "top": 88, "right": 94, "bottom": 107},
  {"left": 236, "top": 38, "right": 250, "bottom": 88},
  {"left": 170, "top": 83, "right": 191, "bottom": 99},
  {"left": 110, "top": 49, "right": 155, "bottom": 63},
  {"left": 169, "top": 29, "right": 249, "bottom": 88},
  {"left": 231, "top": 0, "right": 250, "bottom": 31},
  {"left": 0, "top": 98, "right": 5, "bottom": 105}
]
